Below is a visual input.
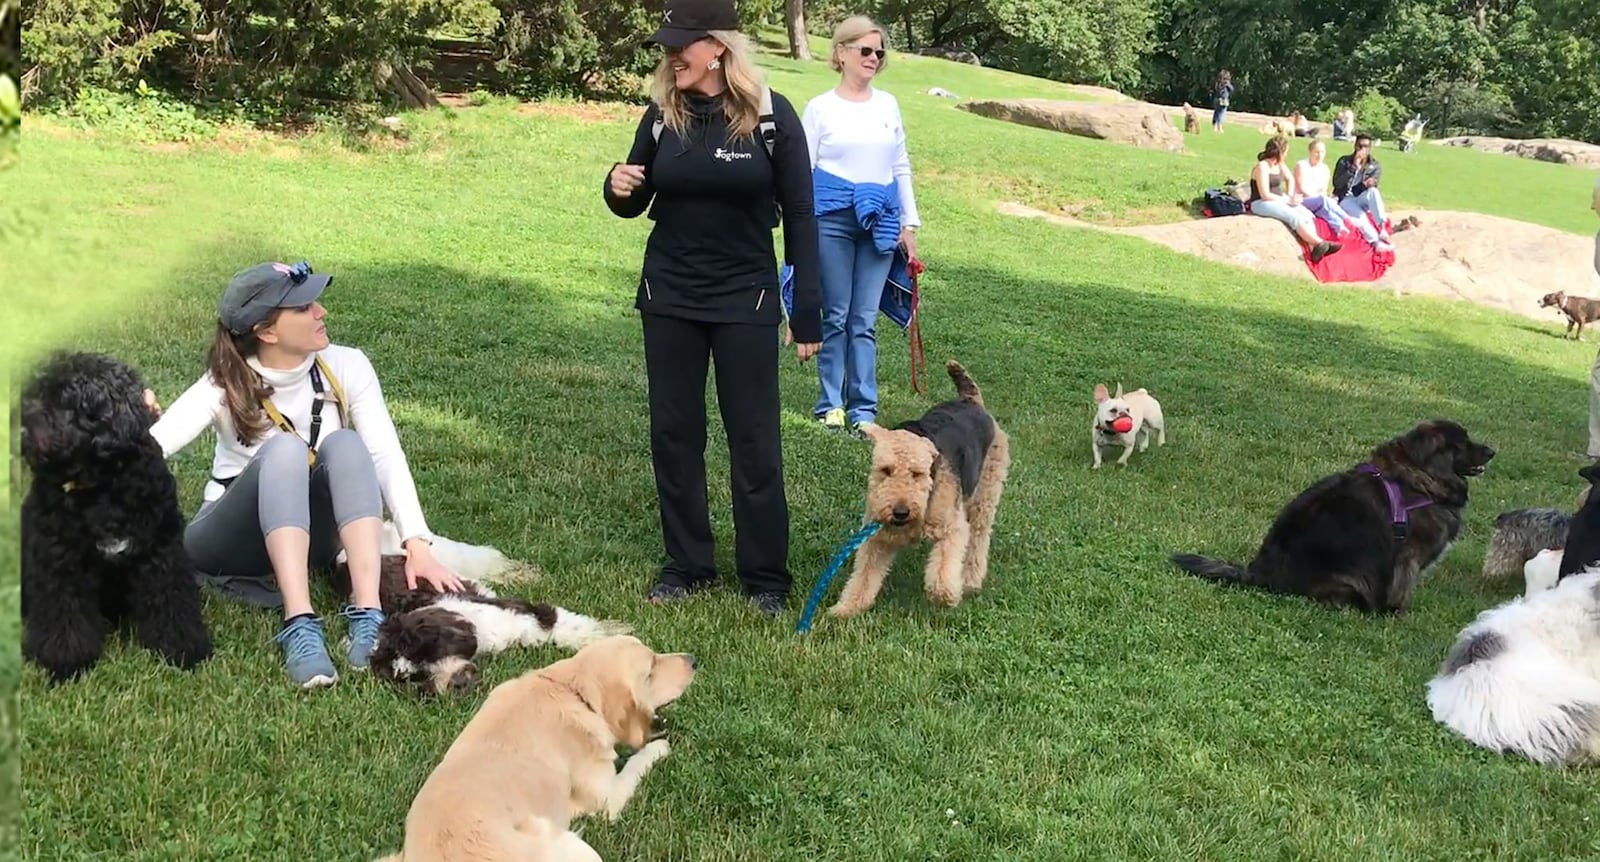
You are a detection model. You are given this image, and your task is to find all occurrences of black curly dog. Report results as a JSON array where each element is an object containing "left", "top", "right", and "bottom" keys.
[{"left": 20, "top": 351, "right": 212, "bottom": 682}]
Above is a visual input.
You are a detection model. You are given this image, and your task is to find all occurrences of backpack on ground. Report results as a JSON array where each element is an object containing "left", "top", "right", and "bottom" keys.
[{"left": 1202, "top": 187, "right": 1247, "bottom": 217}]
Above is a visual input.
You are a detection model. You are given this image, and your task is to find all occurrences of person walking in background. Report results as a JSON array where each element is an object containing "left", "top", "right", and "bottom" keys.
[
  {"left": 1212, "top": 70, "right": 1233, "bottom": 133},
  {"left": 1585, "top": 177, "right": 1600, "bottom": 459},
  {"left": 802, "top": 14, "right": 922, "bottom": 434},
  {"left": 603, "top": 0, "right": 821, "bottom": 616}
]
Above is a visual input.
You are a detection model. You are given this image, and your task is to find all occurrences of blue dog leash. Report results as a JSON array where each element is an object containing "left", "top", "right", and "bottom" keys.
[{"left": 795, "top": 518, "right": 882, "bottom": 634}]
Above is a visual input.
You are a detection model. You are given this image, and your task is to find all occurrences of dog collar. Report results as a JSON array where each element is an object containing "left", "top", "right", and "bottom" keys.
[{"left": 1356, "top": 464, "right": 1432, "bottom": 539}]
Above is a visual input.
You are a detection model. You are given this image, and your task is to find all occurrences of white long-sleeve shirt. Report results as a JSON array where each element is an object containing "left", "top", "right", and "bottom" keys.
[
  {"left": 150, "top": 344, "right": 433, "bottom": 544},
  {"left": 801, "top": 87, "right": 921, "bottom": 228}
]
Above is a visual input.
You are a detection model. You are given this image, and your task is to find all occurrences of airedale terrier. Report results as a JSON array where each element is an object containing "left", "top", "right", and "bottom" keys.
[{"left": 830, "top": 361, "right": 1010, "bottom": 618}]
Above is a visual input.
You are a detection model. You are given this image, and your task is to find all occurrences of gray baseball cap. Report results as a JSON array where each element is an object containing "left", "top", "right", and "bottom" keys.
[{"left": 219, "top": 261, "right": 331, "bottom": 335}]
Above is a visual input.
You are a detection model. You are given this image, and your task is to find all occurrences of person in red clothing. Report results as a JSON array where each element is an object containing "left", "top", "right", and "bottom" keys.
[{"left": 604, "top": 0, "right": 821, "bottom": 616}]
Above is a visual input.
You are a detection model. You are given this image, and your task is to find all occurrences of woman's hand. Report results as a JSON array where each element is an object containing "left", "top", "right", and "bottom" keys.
[
  {"left": 142, "top": 389, "right": 162, "bottom": 419},
  {"left": 609, "top": 163, "right": 646, "bottom": 198},
  {"left": 898, "top": 227, "right": 918, "bottom": 260},
  {"left": 404, "top": 539, "right": 465, "bottom": 593},
  {"left": 795, "top": 341, "right": 819, "bottom": 362}
]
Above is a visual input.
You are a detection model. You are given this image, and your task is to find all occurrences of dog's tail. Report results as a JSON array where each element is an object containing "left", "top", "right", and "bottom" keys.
[
  {"left": 1169, "top": 554, "right": 1268, "bottom": 588},
  {"left": 946, "top": 360, "right": 983, "bottom": 406},
  {"left": 1426, "top": 625, "right": 1600, "bottom": 766},
  {"left": 431, "top": 534, "right": 541, "bottom": 586}
]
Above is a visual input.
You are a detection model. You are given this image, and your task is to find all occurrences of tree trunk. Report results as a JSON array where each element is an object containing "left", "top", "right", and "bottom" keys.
[
  {"left": 377, "top": 61, "right": 441, "bottom": 110},
  {"left": 785, "top": 0, "right": 811, "bottom": 60}
]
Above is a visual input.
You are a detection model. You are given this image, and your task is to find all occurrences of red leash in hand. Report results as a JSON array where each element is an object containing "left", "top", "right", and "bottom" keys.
[{"left": 905, "top": 255, "right": 926, "bottom": 395}]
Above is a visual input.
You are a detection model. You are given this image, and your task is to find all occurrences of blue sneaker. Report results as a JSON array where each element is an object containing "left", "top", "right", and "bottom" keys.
[
  {"left": 340, "top": 606, "right": 385, "bottom": 670},
  {"left": 273, "top": 615, "right": 337, "bottom": 689}
]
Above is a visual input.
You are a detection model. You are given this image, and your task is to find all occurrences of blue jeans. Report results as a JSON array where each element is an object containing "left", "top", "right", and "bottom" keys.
[
  {"left": 1339, "top": 187, "right": 1388, "bottom": 229},
  {"left": 814, "top": 209, "right": 894, "bottom": 425},
  {"left": 1305, "top": 195, "right": 1377, "bottom": 244},
  {"left": 1250, "top": 198, "right": 1316, "bottom": 233}
]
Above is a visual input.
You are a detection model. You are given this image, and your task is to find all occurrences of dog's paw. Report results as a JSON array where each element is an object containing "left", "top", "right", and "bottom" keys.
[
  {"left": 639, "top": 738, "right": 671, "bottom": 762},
  {"left": 162, "top": 638, "right": 213, "bottom": 670},
  {"left": 828, "top": 602, "right": 864, "bottom": 619}
]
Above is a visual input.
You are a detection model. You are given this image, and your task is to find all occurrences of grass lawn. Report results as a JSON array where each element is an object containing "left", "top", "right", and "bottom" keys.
[{"left": 7, "top": 38, "right": 1600, "bottom": 862}]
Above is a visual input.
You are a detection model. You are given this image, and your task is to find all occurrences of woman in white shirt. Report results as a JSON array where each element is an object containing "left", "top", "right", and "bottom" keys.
[
  {"left": 1294, "top": 138, "right": 1391, "bottom": 253},
  {"left": 148, "top": 261, "right": 461, "bottom": 689},
  {"left": 801, "top": 15, "right": 921, "bottom": 434}
]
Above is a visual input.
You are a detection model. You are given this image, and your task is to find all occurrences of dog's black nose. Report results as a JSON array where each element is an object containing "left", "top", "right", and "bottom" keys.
[
  {"left": 687, "top": 655, "right": 698, "bottom": 670},
  {"left": 1483, "top": 446, "right": 1496, "bottom": 459},
  {"left": 890, "top": 505, "right": 910, "bottom": 522}
]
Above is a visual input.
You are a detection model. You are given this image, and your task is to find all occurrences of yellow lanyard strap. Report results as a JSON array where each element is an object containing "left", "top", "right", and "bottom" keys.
[{"left": 259, "top": 356, "right": 350, "bottom": 467}]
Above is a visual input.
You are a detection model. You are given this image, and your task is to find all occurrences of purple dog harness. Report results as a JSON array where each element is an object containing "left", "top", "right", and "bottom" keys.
[{"left": 1356, "top": 464, "right": 1432, "bottom": 539}]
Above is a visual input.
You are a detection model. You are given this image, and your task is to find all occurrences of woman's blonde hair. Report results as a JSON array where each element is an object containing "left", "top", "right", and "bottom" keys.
[
  {"left": 650, "top": 30, "right": 766, "bottom": 140},
  {"left": 830, "top": 15, "right": 889, "bottom": 73}
]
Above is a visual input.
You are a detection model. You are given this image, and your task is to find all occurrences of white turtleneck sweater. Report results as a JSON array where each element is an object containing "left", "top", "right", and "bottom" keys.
[{"left": 150, "top": 344, "right": 433, "bottom": 544}]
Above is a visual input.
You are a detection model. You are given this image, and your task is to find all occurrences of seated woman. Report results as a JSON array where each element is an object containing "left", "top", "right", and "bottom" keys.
[
  {"left": 149, "top": 260, "right": 464, "bottom": 689},
  {"left": 1331, "top": 109, "right": 1353, "bottom": 141},
  {"left": 1295, "top": 139, "right": 1392, "bottom": 253},
  {"left": 1250, "top": 135, "right": 1341, "bottom": 263},
  {"left": 1291, "top": 111, "right": 1313, "bottom": 138}
]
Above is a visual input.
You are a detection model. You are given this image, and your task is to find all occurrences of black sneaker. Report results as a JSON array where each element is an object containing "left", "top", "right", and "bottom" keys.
[
  {"left": 647, "top": 582, "right": 693, "bottom": 605},
  {"left": 749, "top": 592, "right": 786, "bottom": 616}
]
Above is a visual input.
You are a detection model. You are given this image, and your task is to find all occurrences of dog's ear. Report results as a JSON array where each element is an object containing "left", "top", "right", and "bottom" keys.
[
  {"left": 1092, "top": 384, "right": 1108, "bottom": 403},
  {"left": 596, "top": 651, "right": 653, "bottom": 750},
  {"left": 1114, "top": 383, "right": 1124, "bottom": 398},
  {"left": 859, "top": 422, "right": 887, "bottom": 443},
  {"left": 1384, "top": 421, "right": 1467, "bottom": 505},
  {"left": 1579, "top": 462, "right": 1600, "bottom": 488}
]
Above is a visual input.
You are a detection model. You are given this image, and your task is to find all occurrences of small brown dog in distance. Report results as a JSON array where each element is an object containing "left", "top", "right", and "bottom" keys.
[
  {"left": 373, "top": 635, "right": 697, "bottom": 862},
  {"left": 1183, "top": 102, "right": 1200, "bottom": 134},
  {"left": 1540, "top": 290, "right": 1600, "bottom": 340},
  {"left": 830, "top": 361, "right": 1010, "bottom": 618}
]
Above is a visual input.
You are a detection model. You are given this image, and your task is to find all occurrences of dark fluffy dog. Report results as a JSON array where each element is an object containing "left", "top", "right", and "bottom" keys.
[
  {"left": 19, "top": 351, "right": 212, "bottom": 682},
  {"left": 1539, "top": 290, "right": 1600, "bottom": 340},
  {"left": 1482, "top": 508, "right": 1570, "bottom": 580},
  {"left": 1171, "top": 420, "right": 1495, "bottom": 614},
  {"left": 1557, "top": 462, "right": 1600, "bottom": 580},
  {"left": 334, "top": 555, "right": 627, "bottom": 696}
]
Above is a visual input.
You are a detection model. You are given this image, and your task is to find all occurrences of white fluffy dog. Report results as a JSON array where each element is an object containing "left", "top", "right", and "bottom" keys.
[{"left": 1425, "top": 566, "right": 1600, "bottom": 766}]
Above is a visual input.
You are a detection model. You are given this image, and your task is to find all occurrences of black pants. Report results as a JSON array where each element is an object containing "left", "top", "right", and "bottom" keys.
[{"left": 642, "top": 313, "right": 790, "bottom": 596}]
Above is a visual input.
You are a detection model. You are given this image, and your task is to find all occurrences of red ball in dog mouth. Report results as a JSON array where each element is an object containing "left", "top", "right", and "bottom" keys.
[{"left": 1110, "top": 415, "right": 1134, "bottom": 434}]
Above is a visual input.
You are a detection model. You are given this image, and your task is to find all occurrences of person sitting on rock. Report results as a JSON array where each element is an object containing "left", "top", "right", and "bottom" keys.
[
  {"left": 1296, "top": 138, "right": 1392, "bottom": 253},
  {"left": 1332, "top": 135, "right": 1391, "bottom": 240},
  {"left": 1249, "top": 135, "right": 1341, "bottom": 263}
]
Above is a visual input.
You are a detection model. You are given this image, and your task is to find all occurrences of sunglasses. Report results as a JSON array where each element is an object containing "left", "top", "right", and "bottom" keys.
[{"left": 851, "top": 45, "right": 886, "bottom": 60}]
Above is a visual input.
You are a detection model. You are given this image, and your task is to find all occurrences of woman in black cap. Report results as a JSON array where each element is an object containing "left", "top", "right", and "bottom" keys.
[
  {"left": 148, "top": 260, "right": 462, "bottom": 689},
  {"left": 604, "top": 0, "right": 822, "bottom": 615}
]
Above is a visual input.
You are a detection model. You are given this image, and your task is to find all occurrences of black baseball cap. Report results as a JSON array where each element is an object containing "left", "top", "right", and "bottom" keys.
[
  {"left": 218, "top": 261, "right": 331, "bottom": 335},
  {"left": 646, "top": 0, "right": 739, "bottom": 48}
]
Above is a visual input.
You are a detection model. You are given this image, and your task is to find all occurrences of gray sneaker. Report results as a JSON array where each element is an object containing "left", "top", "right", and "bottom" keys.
[
  {"left": 272, "top": 615, "right": 337, "bottom": 689},
  {"left": 339, "top": 606, "right": 385, "bottom": 670}
]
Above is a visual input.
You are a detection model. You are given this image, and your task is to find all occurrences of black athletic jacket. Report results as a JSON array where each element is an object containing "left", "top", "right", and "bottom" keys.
[
  {"left": 604, "top": 90, "right": 822, "bottom": 344},
  {"left": 1331, "top": 153, "right": 1382, "bottom": 200}
]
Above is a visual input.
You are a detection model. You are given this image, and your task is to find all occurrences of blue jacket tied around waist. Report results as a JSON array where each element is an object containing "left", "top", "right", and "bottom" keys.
[
  {"left": 781, "top": 168, "right": 914, "bottom": 329},
  {"left": 811, "top": 168, "right": 902, "bottom": 253}
]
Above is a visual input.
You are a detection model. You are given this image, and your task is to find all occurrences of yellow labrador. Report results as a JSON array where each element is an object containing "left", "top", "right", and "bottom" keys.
[{"left": 374, "top": 635, "right": 697, "bottom": 862}]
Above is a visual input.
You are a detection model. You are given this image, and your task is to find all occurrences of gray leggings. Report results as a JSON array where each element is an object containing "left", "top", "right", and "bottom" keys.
[{"left": 185, "top": 429, "right": 383, "bottom": 609}]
